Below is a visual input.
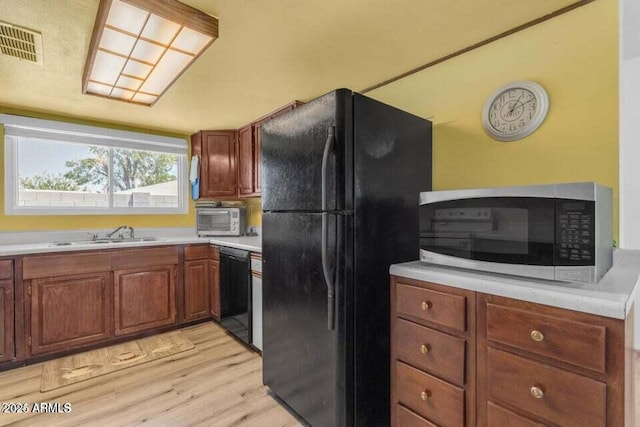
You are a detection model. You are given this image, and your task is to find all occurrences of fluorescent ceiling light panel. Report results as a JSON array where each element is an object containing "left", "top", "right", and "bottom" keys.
[{"left": 83, "top": 0, "right": 218, "bottom": 106}]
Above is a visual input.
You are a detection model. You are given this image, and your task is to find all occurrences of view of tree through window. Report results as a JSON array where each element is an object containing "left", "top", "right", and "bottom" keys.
[{"left": 16, "top": 137, "right": 180, "bottom": 210}]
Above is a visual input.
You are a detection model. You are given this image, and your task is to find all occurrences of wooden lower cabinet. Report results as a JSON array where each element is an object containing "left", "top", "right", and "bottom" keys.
[
  {"left": 391, "top": 276, "right": 475, "bottom": 427},
  {"left": 114, "top": 266, "right": 176, "bottom": 336},
  {"left": 0, "top": 279, "right": 14, "bottom": 362},
  {"left": 29, "top": 272, "right": 112, "bottom": 356},
  {"left": 210, "top": 259, "right": 220, "bottom": 320},
  {"left": 184, "top": 259, "right": 210, "bottom": 321},
  {"left": 478, "top": 294, "right": 625, "bottom": 427},
  {"left": 391, "top": 275, "right": 629, "bottom": 427}
]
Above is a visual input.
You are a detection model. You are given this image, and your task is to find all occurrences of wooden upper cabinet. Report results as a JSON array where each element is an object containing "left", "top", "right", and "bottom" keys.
[
  {"left": 0, "top": 279, "right": 14, "bottom": 363},
  {"left": 191, "top": 101, "right": 302, "bottom": 200},
  {"left": 191, "top": 130, "right": 238, "bottom": 199},
  {"left": 253, "top": 123, "right": 262, "bottom": 195},
  {"left": 237, "top": 125, "right": 255, "bottom": 197},
  {"left": 29, "top": 272, "right": 112, "bottom": 356}
]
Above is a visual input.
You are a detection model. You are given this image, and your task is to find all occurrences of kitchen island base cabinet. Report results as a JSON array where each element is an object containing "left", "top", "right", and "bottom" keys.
[
  {"left": 114, "top": 267, "right": 176, "bottom": 336},
  {"left": 29, "top": 273, "right": 112, "bottom": 356},
  {"left": 390, "top": 275, "right": 629, "bottom": 427}
]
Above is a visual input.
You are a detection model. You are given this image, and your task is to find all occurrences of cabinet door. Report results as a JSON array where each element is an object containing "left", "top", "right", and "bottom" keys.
[
  {"left": 253, "top": 123, "right": 262, "bottom": 195},
  {"left": 114, "top": 266, "right": 176, "bottom": 336},
  {"left": 210, "top": 260, "right": 220, "bottom": 320},
  {"left": 184, "top": 260, "right": 210, "bottom": 321},
  {"left": 237, "top": 125, "right": 254, "bottom": 197},
  {"left": 201, "top": 130, "right": 238, "bottom": 198},
  {"left": 30, "top": 272, "right": 112, "bottom": 356},
  {"left": 0, "top": 279, "right": 14, "bottom": 362}
]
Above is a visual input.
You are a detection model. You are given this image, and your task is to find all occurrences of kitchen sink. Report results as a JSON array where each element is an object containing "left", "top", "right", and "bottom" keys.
[{"left": 50, "top": 237, "right": 162, "bottom": 247}]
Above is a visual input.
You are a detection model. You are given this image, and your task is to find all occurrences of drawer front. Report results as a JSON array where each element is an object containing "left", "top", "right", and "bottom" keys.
[
  {"left": 24, "top": 252, "right": 112, "bottom": 279},
  {"left": 487, "top": 348, "right": 606, "bottom": 427},
  {"left": 111, "top": 247, "right": 178, "bottom": 270},
  {"left": 487, "top": 303, "right": 606, "bottom": 373},
  {"left": 184, "top": 245, "right": 209, "bottom": 261},
  {"left": 396, "top": 318, "right": 466, "bottom": 386},
  {"left": 397, "top": 405, "right": 437, "bottom": 427},
  {"left": 209, "top": 245, "right": 220, "bottom": 261},
  {"left": 396, "top": 283, "right": 466, "bottom": 332},
  {"left": 396, "top": 361, "right": 464, "bottom": 427},
  {"left": 487, "top": 401, "right": 546, "bottom": 427},
  {"left": 250, "top": 256, "right": 262, "bottom": 273},
  {"left": 0, "top": 261, "right": 12, "bottom": 280}
]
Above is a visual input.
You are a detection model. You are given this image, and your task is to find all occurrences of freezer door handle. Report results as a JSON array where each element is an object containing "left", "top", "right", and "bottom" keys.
[
  {"left": 321, "top": 126, "right": 335, "bottom": 211},
  {"left": 322, "top": 212, "right": 335, "bottom": 330},
  {"left": 321, "top": 126, "right": 336, "bottom": 330}
]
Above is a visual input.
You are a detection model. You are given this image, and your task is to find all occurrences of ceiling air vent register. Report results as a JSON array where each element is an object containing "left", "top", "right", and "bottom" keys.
[{"left": 0, "top": 21, "right": 43, "bottom": 65}]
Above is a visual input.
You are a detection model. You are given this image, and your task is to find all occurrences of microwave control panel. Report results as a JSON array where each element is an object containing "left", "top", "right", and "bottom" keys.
[{"left": 556, "top": 200, "right": 595, "bottom": 265}]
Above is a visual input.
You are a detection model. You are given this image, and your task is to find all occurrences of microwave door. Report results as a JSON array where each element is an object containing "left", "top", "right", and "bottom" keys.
[
  {"left": 198, "top": 211, "right": 233, "bottom": 235},
  {"left": 420, "top": 197, "right": 555, "bottom": 266}
]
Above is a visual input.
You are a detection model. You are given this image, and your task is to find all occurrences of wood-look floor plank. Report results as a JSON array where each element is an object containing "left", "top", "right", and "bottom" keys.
[{"left": 0, "top": 323, "right": 300, "bottom": 427}]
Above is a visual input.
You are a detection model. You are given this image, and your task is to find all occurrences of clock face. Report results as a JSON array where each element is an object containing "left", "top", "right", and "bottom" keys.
[
  {"left": 482, "top": 81, "right": 549, "bottom": 142},
  {"left": 488, "top": 88, "right": 537, "bottom": 134}
]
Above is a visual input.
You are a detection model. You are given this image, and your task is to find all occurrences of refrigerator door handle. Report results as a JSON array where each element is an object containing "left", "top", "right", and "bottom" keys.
[
  {"left": 321, "top": 126, "right": 336, "bottom": 330},
  {"left": 322, "top": 212, "right": 335, "bottom": 330}
]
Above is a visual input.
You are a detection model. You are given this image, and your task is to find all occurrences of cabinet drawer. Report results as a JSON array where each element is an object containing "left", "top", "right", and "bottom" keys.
[
  {"left": 396, "top": 318, "right": 466, "bottom": 386},
  {"left": 250, "top": 254, "right": 262, "bottom": 273},
  {"left": 487, "top": 347, "right": 605, "bottom": 427},
  {"left": 184, "top": 245, "right": 209, "bottom": 261},
  {"left": 487, "top": 303, "right": 606, "bottom": 373},
  {"left": 112, "top": 247, "right": 178, "bottom": 270},
  {"left": 396, "top": 283, "right": 466, "bottom": 332},
  {"left": 24, "top": 252, "right": 111, "bottom": 279},
  {"left": 397, "top": 405, "right": 437, "bottom": 427},
  {"left": 0, "top": 261, "right": 12, "bottom": 280},
  {"left": 487, "top": 402, "right": 546, "bottom": 427},
  {"left": 396, "top": 361, "right": 464, "bottom": 427}
]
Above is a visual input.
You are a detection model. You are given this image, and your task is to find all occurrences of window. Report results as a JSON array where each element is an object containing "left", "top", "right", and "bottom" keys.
[{"left": 2, "top": 114, "right": 188, "bottom": 215}]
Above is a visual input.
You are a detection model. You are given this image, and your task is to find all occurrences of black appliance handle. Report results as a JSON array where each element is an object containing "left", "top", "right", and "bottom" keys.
[{"left": 321, "top": 126, "right": 336, "bottom": 330}]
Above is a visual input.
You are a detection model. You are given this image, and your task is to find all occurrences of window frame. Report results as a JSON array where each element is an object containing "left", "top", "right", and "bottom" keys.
[{"left": 2, "top": 114, "right": 189, "bottom": 216}]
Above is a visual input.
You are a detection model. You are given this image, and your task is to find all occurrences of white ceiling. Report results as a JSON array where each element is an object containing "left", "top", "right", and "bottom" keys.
[{"left": 0, "top": 0, "right": 585, "bottom": 135}]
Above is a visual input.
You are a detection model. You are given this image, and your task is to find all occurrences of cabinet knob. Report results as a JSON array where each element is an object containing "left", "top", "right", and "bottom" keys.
[
  {"left": 420, "top": 344, "right": 431, "bottom": 354},
  {"left": 420, "top": 390, "right": 432, "bottom": 401},
  {"left": 530, "top": 330, "right": 544, "bottom": 342},
  {"left": 421, "top": 301, "right": 433, "bottom": 311},
  {"left": 530, "top": 386, "right": 544, "bottom": 399}
]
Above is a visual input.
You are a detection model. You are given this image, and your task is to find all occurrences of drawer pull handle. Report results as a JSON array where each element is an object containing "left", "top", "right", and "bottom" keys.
[
  {"left": 420, "top": 390, "right": 432, "bottom": 401},
  {"left": 420, "top": 344, "right": 431, "bottom": 354},
  {"left": 421, "top": 301, "right": 433, "bottom": 311},
  {"left": 530, "top": 386, "right": 544, "bottom": 399},
  {"left": 530, "top": 330, "right": 544, "bottom": 342}
]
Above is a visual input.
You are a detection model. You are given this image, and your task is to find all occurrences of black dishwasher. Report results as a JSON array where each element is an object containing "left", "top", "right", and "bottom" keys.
[{"left": 219, "top": 247, "right": 252, "bottom": 345}]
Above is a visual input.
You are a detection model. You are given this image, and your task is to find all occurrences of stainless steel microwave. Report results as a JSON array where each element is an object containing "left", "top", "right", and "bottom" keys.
[
  {"left": 196, "top": 207, "right": 246, "bottom": 236},
  {"left": 419, "top": 182, "right": 613, "bottom": 284}
]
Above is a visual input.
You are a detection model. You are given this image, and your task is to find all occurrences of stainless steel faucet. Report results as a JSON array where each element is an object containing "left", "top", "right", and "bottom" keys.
[{"left": 106, "top": 225, "right": 135, "bottom": 239}]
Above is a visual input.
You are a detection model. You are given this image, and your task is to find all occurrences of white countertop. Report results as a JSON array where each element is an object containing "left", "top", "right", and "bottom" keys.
[
  {"left": 0, "top": 235, "right": 261, "bottom": 256},
  {"left": 208, "top": 236, "right": 262, "bottom": 253},
  {"left": 390, "top": 249, "right": 640, "bottom": 320}
]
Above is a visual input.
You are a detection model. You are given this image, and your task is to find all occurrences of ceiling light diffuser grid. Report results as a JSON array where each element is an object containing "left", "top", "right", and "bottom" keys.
[{"left": 82, "top": 0, "right": 218, "bottom": 106}]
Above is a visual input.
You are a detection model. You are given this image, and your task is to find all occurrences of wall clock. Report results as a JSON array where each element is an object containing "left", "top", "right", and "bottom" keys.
[{"left": 482, "top": 80, "right": 549, "bottom": 142}]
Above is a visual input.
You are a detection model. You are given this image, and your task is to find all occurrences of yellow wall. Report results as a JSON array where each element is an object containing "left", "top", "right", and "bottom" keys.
[
  {"left": 0, "top": 107, "right": 195, "bottom": 231},
  {"left": 369, "top": 0, "right": 619, "bottom": 239},
  {"left": 244, "top": 198, "right": 262, "bottom": 227}
]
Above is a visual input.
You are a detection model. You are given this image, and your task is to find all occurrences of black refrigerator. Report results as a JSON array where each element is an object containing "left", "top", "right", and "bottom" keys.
[{"left": 261, "top": 89, "right": 432, "bottom": 426}]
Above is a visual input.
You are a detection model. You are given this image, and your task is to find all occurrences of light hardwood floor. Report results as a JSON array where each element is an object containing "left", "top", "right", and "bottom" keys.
[{"left": 0, "top": 323, "right": 301, "bottom": 427}]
